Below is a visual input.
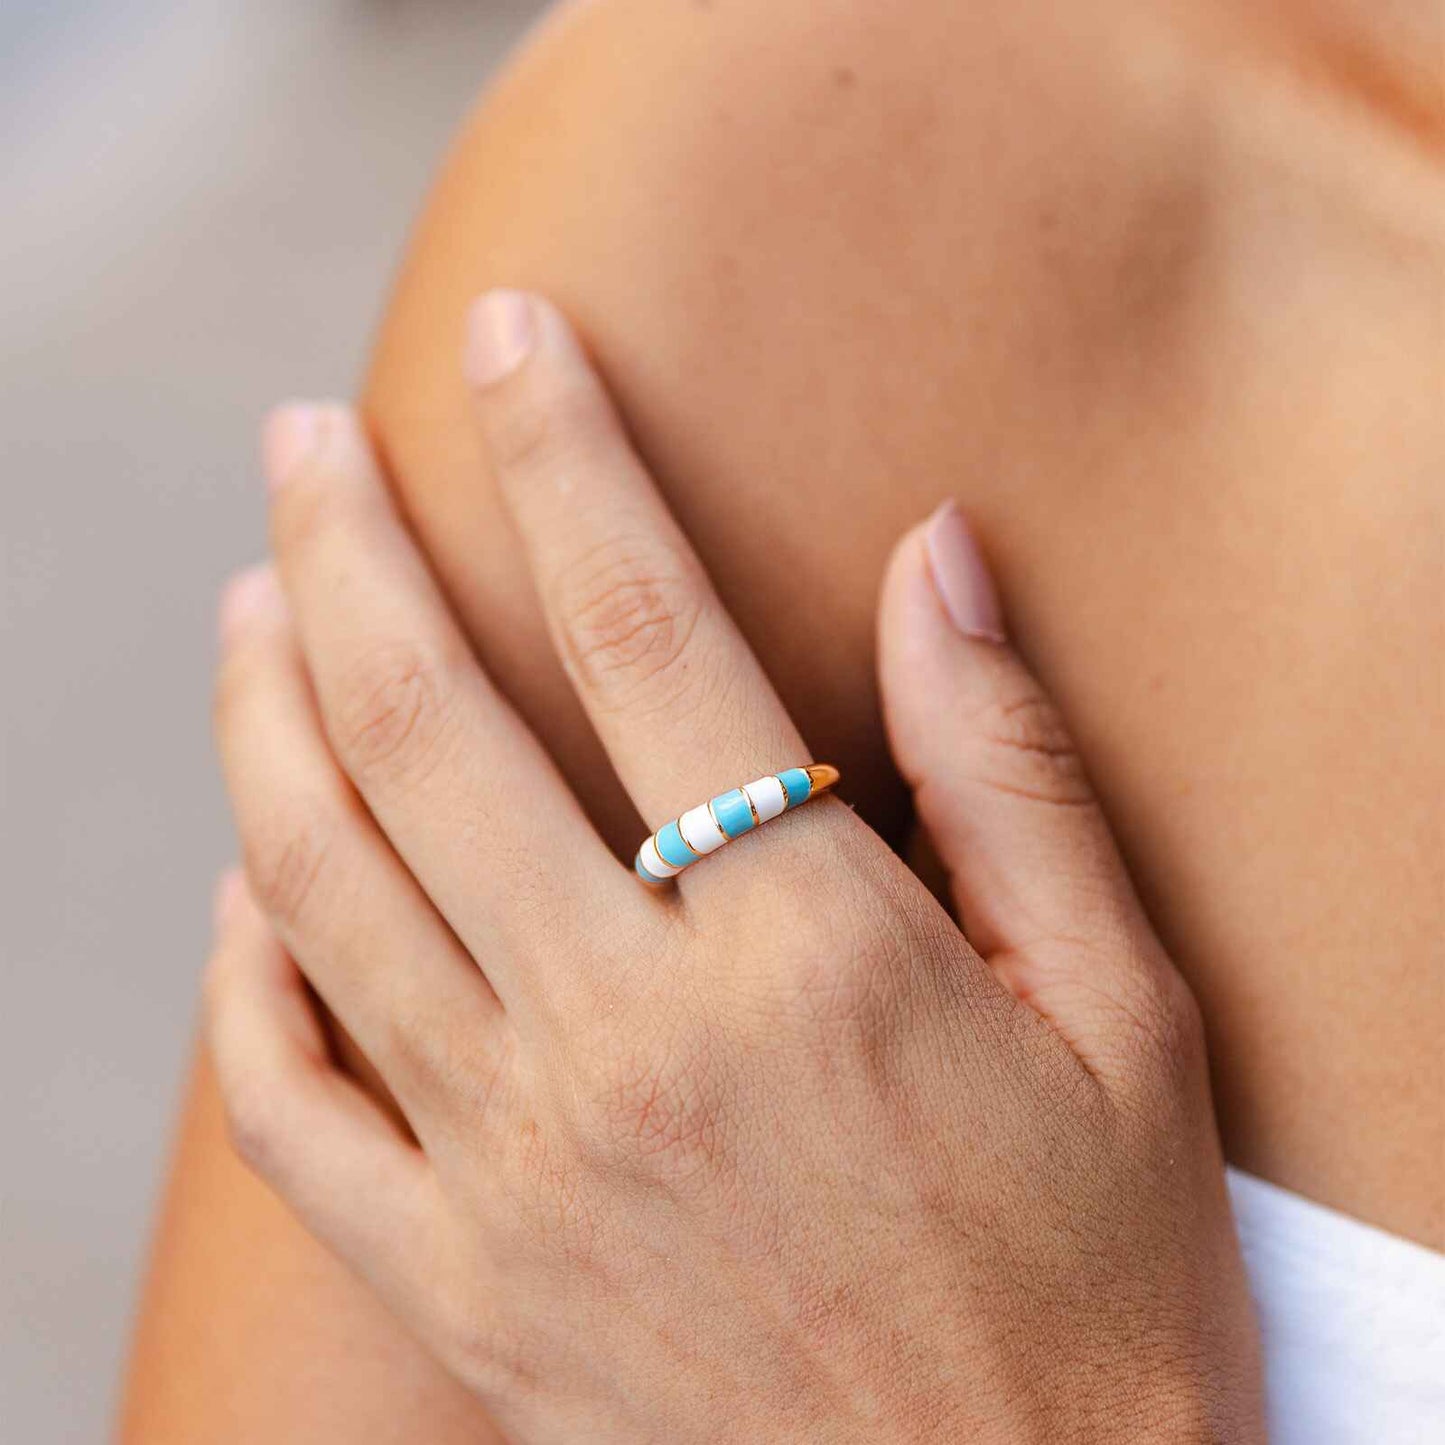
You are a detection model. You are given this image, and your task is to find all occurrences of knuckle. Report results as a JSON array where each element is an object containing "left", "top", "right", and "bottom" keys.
[
  {"left": 761, "top": 906, "right": 900, "bottom": 1034},
  {"left": 968, "top": 680, "right": 1094, "bottom": 810},
  {"left": 724, "top": 825, "right": 924, "bottom": 1044},
  {"left": 242, "top": 805, "right": 337, "bottom": 932},
  {"left": 573, "top": 1027, "right": 727, "bottom": 1184},
  {"left": 327, "top": 638, "right": 458, "bottom": 787},
  {"left": 390, "top": 1006, "right": 514, "bottom": 1126},
  {"left": 550, "top": 538, "right": 704, "bottom": 710}
]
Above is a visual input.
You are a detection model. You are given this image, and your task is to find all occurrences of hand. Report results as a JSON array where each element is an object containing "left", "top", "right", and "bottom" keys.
[{"left": 207, "top": 293, "right": 1263, "bottom": 1442}]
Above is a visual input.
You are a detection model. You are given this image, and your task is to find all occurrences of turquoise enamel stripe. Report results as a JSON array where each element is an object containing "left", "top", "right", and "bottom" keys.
[
  {"left": 777, "top": 767, "right": 812, "bottom": 807},
  {"left": 710, "top": 788, "right": 756, "bottom": 839},
  {"left": 633, "top": 764, "right": 839, "bottom": 886},
  {"left": 655, "top": 820, "right": 694, "bottom": 869}
]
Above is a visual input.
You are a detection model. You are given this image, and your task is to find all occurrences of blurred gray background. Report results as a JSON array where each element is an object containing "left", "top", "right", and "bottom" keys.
[{"left": 1, "top": 2, "right": 544, "bottom": 1436}]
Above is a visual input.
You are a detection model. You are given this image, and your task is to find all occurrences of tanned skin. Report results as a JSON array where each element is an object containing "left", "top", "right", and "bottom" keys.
[{"left": 121, "top": 0, "right": 1443, "bottom": 1437}]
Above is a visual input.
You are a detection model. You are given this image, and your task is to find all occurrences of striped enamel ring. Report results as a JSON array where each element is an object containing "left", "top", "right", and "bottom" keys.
[{"left": 633, "top": 765, "right": 840, "bottom": 885}]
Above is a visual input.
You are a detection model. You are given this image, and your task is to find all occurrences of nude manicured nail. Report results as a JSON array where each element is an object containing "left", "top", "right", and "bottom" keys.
[
  {"left": 218, "top": 563, "right": 282, "bottom": 646},
  {"left": 263, "top": 404, "right": 320, "bottom": 491},
  {"left": 923, "top": 501, "right": 1006, "bottom": 642},
  {"left": 465, "top": 289, "right": 537, "bottom": 388}
]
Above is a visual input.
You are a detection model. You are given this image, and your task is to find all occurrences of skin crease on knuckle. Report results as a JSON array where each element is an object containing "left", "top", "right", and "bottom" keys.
[
  {"left": 239, "top": 802, "right": 340, "bottom": 939},
  {"left": 326, "top": 637, "right": 464, "bottom": 792},
  {"left": 549, "top": 534, "right": 707, "bottom": 716},
  {"left": 963, "top": 682, "right": 1097, "bottom": 812},
  {"left": 585, "top": 1028, "right": 732, "bottom": 1193}
]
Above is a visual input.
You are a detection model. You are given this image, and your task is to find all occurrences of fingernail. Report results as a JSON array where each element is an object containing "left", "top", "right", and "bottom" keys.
[
  {"left": 923, "top": 501, "right": 1006, "bottom": 642},
  {"left": 263, "top": 403, "right": 321, "bottom": 491},
  {"left": 218, "top": 563, "right": 282, "bottom": 646},
  {"left": 212, "top": 868, "right": 245, "bottom": 933},
  {"left": 464, "top": 289, "right": 536, "bottom": 388}
]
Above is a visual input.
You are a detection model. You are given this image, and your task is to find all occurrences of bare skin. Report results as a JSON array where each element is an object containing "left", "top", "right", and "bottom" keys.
[{"left": 121, "top": 0, "right": 1443, "bottom": 1437}]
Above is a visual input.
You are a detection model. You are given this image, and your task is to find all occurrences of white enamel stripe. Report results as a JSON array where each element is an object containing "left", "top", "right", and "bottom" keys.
[
  {"left": 639, "top": 834, "right": 682, "bottom": 879},
  {"left": 679, "top": 803, "right": 728, "bottom": 855},
  {"left": 743, "top": 774, "right": 787, "bottom": 823}
]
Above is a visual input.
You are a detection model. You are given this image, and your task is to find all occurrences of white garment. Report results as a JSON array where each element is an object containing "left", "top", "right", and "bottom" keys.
[{"left": 1227, "top": 1169, "right": 1445, "bottom": 1444}]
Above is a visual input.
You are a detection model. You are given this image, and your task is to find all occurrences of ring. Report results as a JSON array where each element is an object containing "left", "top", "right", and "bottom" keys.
[{"left": 633, "top": 764, "right": 840, "bottom": 885}]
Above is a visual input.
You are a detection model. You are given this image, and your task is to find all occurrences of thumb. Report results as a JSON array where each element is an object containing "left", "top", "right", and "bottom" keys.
[{"left": 877, "top": 503, "right": 1189, "bottom": 1072}]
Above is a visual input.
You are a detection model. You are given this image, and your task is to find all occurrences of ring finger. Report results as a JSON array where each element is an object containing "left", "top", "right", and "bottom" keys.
[{"left": 465, "top": 293, "right": 826, "bottom": 880}]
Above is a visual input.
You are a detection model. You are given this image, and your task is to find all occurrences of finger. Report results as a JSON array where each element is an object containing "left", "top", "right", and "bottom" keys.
[
  {"left": 203, "top": 867, "right": 440, "bottom": 1299},
  {"left": 214, "top": 563, "right": 501, "bottom": 1124},
  {"left": 463, "top": 291, "right": 813, "bottom": 842},
  {"left": 262, "top": 403, "right": 630, "bottom": 982},
  {"left": 877, "top": 504, "right": 1193, "bottom": 1069}
]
